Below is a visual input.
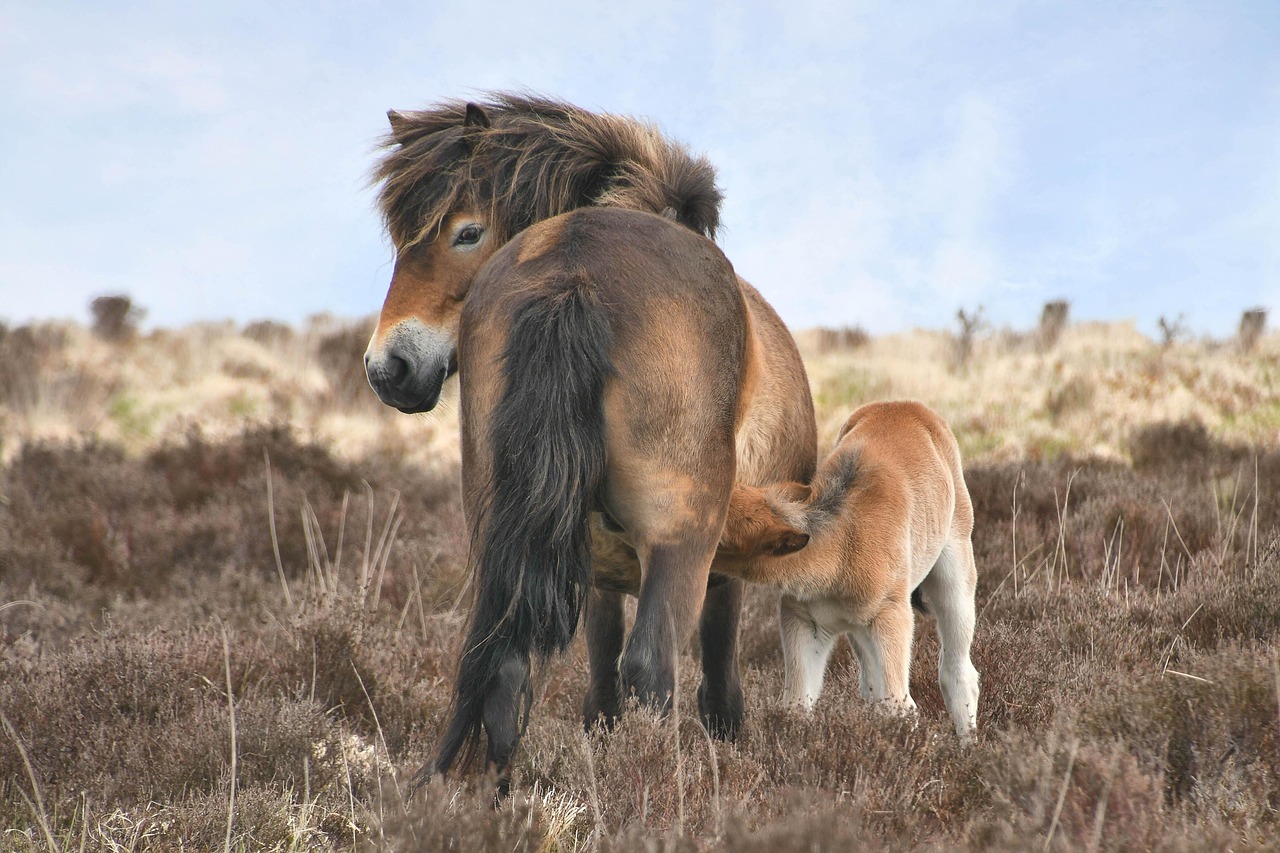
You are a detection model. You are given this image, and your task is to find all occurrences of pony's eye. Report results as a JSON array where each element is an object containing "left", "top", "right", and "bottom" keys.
[{"left": 453, "top": 224, "right": 484, "bottom": 246}]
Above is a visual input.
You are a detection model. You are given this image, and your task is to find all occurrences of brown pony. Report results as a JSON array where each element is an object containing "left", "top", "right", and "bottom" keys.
[{"left": 363, "top": 95, "right": 816, "bottom": 787}]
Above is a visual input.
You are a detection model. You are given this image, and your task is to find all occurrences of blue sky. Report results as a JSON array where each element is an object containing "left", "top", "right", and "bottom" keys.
[{"left": 1, "top": 1, "right": 1277, "bottom": 336}]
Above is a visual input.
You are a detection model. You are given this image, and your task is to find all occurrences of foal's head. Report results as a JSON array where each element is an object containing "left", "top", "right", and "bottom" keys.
[
  {"left": 719, "top": 483, "right": 812, "bottom": 558},
  {"left": 363, "top": 94, "right": 722, "bottom": 413}
]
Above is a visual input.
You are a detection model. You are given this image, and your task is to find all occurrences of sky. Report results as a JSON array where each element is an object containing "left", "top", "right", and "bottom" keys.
[{"left": 1, "top": 1, "right": 1278, "bottom": 337}]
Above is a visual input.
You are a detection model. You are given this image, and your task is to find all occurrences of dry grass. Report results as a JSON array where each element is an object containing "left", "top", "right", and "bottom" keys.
[
  {"left": 2, "top": 313, "right": 1279, "bottom": 849},
  {"left": 802, "top": 320, "right": 1280, "bottom": 462},
  {"left": 0, "top": 315, "right": 461, "bottom": 471}
]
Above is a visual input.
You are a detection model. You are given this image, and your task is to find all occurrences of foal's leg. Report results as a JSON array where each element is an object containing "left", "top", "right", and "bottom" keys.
[
  {"left": 849, "top": 597, "right": 917, "bottom": 716},
  {"left": 697, "top": 578, "right": 745, "bottom": 739},
  {"left": 918, "top": 536, "right": 980, "bottom": 738},
  {"left": 620, "top": 537, "right": 718, "bottom": 715},
  {"left": 583, "top": 588, "right": 626, "bottom": 730},
  {"left": 844, "top": 628, "right": 877, "bottom": 702},
  {"left": 779, "top": 595, "right": 838, "bottom": 711}
]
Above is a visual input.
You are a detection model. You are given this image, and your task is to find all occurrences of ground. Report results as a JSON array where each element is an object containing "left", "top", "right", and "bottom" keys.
[{"left": 1, "top": 314, "right": 1278, "bottom": 850}]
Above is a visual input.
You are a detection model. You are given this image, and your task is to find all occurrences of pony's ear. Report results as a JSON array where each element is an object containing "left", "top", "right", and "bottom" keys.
[
  {"left": 464, "top": 102, "right": 491, "bottom": 129},
  {"left": 387, "top": 109, "right": 414, "bottom": 142}
]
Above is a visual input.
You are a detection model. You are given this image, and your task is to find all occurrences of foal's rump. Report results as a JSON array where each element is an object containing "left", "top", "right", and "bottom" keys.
[{"left": 439, "top": 207, "right": 750, "bottom": 775}]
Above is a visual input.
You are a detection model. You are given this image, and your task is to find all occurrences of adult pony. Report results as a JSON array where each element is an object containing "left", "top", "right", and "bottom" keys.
[{"left": 362, "top": 95, "right": 816, "bottom": 784}]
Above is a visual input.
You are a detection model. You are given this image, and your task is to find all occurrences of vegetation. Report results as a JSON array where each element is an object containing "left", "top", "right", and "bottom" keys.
[{"left": 1, "top": 309, "right": 1278, "bottom": 850}]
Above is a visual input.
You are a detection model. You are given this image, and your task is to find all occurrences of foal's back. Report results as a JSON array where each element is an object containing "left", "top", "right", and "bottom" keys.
[{"left": 835, "top": 401, "right": 971, "bottom": 564}]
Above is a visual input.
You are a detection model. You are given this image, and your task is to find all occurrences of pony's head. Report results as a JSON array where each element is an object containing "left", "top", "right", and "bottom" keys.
[
  {"left": 719, "top": 483, "right": 811, "bottom": 558},
  {"left": 364, "top": 103, "right": 492, "bottom": 412},
  {"left": 364, "top": 93, "right": 722, "bottom": 412}
]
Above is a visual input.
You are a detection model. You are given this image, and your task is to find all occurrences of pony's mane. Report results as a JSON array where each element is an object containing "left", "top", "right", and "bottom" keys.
[{"left": 372, "top": 93, "right": 723, "bottom": 249}]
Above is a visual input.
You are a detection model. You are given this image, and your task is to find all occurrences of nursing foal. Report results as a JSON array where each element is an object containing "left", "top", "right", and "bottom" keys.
[{"left": 717, "top": 400, "right": 980, "bottom": 737}]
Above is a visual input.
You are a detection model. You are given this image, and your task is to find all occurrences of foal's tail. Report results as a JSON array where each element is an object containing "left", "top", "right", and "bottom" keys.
[{"left": 434, "top": 279, "right": 612, "bottom": 776}]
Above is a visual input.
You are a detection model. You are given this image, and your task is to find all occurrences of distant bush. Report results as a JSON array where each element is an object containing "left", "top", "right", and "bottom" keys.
[
  {"left": 953, "top": 307, "right": 984, "bottom": 369},
  {"left": 317, "top": 321, "right": 375, "bottom": 405},
  {"left": 810, "top": 326, "right": 871, "bottom": 354},
  {"left": 1157, "top": 314, "right": 1187, "bottom": 349},
  {"left": 1239, "top": 307, "right": 1265, "bottom": 352},
  {"left": 1037, "top": 299, "right": 1069, "bottom": 352},
  {"left": 242, "top": 319, "right": 295, "bottom": 345},
  {"left": 90, "top": 294, "right": 145, "bottom": 342}
]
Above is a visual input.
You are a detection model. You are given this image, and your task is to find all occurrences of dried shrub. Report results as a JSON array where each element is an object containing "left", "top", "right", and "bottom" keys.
[
  {"left": 5, "top": 422, "right": 1280, "bottom": 848},
  {"left": 810, "top": 326, "right": 870, "bottom": 354},
  {"left": 953, "top": 307, "right": 984, "bottom": 370},
  {"left": 241, "top": 319, "right": 295, "bottom": 346},
  {"left": 90, "top": 294, "right": 145, "bottom": 343},
  {"left": 1239, "top": 307, "right": 1266, "bottom": 352},
  {"left": 0, "top": 426, "right": 464, "bottom": 601},
  {"left": 316, "top": 321, "right": 375, "bottom": 405},
  {"left": 1157, "top": 315, "right": 1187, "bottom": 350},
  {"left": 1129, "top": 420, "right": 1213, "bottom": 470},
  {"left": 1044, "top": 375, "right": 1095, "bottom": 424},
  {"left": 0, "top": 323, "right": 70, "bottom": 405},
  {"left": 1038, "top": 299, "right": 1070, "bottom": 352}
]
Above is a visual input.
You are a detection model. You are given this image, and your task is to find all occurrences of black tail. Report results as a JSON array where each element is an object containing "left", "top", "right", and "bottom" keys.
[
  {"left": 911, "top": 587, "right": 928, "bottom": 614},
  {"left": 434, "top": 281, "right": 612, "bottom": 775}
]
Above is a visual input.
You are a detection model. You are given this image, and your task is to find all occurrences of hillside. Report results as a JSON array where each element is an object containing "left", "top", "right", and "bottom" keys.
[{"left": 1, "top": 312, "right": 1278, "bottom": 850}]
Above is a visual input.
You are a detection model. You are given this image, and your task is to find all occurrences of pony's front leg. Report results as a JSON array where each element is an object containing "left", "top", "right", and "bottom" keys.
[
  {"left": 583, "top": 588, "right": 626, "bottom": 730},
  {"left": 697, "top": 577, "right": 745, "bottom": 740},
  {"left": 620, "top": 539, "right": 717, "bottom": 715}
]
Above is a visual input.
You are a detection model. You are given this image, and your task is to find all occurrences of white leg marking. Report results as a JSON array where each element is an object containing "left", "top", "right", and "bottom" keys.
[
  {"left": 850, "top": 603, "right": 917, "bottom": 718},
  {"left": 919, "top": 536, "right": 980, "bottom": 738},
  {"left": 779, "top": 595, "right": 837, "bottom": 712}
]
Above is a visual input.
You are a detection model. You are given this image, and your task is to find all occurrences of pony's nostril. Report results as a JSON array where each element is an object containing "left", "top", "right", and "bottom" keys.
[{"left": 386, "top": 355, "right": 410, "bottom": 383}]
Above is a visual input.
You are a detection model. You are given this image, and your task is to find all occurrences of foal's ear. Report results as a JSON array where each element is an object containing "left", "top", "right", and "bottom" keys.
[
  {"left": 464, "top": 102, "right": 492, "bottom": 129},
  {"left": 763, "top": 526, "right": 810, "bottom": 557},
  {"left": 387, "top": 109, "right": 414, "bottom": 142}
]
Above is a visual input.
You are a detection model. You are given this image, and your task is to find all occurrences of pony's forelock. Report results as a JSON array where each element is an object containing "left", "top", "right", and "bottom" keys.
[{"left": 372, "top": 93, "right": 723, "bottom": 251}]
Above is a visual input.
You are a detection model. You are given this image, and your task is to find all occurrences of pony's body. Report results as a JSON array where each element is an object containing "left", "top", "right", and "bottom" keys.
[
  {"left": 361, "top": 95, "right": 815, "bottom": 785},
  {"left": 717, "top": 400, "right": 980, "bottom": 737},
  {"left": 444, "top": 206, "right": 766, "bottom": 780}
]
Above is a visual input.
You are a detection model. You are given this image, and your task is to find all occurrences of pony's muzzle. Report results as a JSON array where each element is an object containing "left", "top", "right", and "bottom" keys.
[{"left": 364, "top": 321, "right": 456, "bottom": 414}]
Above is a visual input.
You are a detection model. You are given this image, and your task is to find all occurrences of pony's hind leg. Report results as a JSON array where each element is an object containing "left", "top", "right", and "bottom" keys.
[
  {"left": 583, "top": 588, "right": 626, "bottom": 730},
  {"left": 697, "top": 577, "right": 746, "bottom": 740},
  {"left": 779, "top": 595, "right": 838, "bottom": 711},
  {"left": 918, "top": 536, "right": 980, "bottom": 738},
  {"left": 621, "top": 536, "right": 720, "bottom": 716}
]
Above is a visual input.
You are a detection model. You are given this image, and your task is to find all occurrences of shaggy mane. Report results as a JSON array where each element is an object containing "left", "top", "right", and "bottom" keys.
[{"left": 372, "top": 93, "right": 723, "bottom": 249}]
